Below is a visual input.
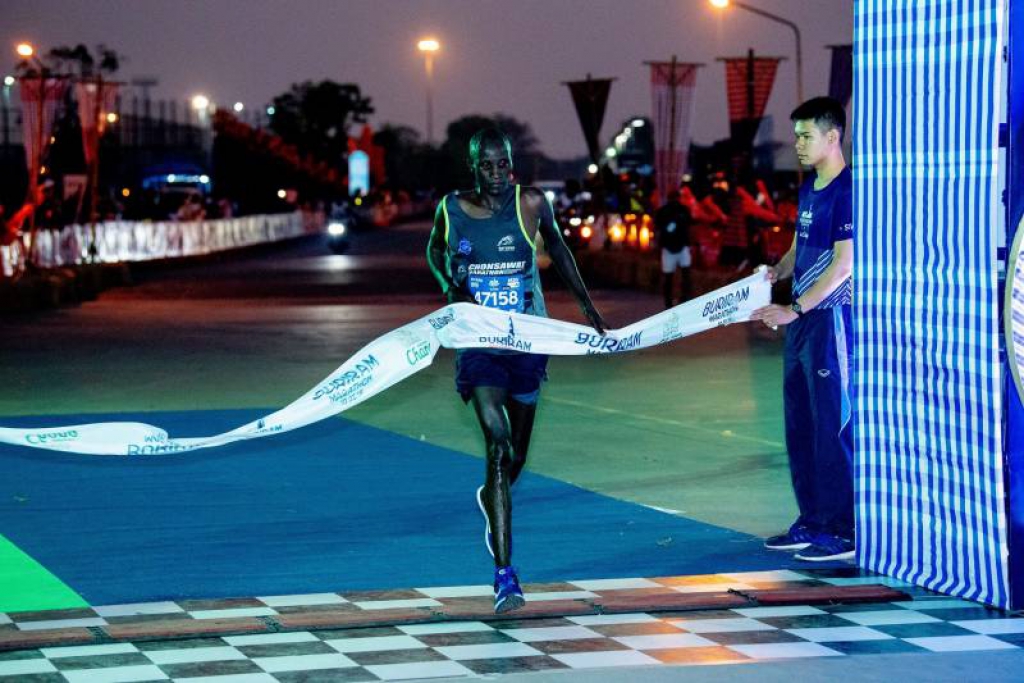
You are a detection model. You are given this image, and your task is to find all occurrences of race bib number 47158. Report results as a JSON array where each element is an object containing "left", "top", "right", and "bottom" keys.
[{"left": 469, "top": 274, "right": 524, "bottom": 312}]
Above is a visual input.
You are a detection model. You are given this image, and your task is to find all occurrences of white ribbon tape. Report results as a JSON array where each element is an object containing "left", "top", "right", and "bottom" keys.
[{"left": 0, "top": 270, "right": 770, "bottom": 456}]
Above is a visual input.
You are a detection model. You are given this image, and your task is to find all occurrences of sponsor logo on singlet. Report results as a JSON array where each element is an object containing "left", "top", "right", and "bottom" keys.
[
  {"left": 458, "top": 238, "right": 472, "bottom": 255},
  {"left": 467, "top": 261, "right": 527, "bottom": 275},
  {"left": 497, "top": 235, "right": 516, "bottom": 252}
]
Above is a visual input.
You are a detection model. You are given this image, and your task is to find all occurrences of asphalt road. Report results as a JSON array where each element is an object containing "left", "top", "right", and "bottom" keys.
[{"left": 1, "top": 220, "right": 796, "bottom": 537}]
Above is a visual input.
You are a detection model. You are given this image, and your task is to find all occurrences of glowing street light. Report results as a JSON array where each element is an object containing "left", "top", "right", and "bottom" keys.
[
  {"left": 417, "top": 37, "right": 440, "bottom": 144},
  {"left": 191, "top": 94, "right": 210, "bottom": 111},
  {"left": 105, "top": 112, "right": 118, "bottom": 124},
  {"left": 15, "top": 43, "right": 34, "bottom": 58},
  {"left": 709, "top": 0, "right": 803, "bottom": 104},
  {"left": 3, "top": 75, "right": 14, "bottom": 87},
  {"left": 233, "top": 101, "right": 244, "bottom": 113},
  {"left": 587, "top": 163, "right": 599, "bottom": 174},
  {"left": 631, "top": 119, "right": 645, "bottom": 128}
]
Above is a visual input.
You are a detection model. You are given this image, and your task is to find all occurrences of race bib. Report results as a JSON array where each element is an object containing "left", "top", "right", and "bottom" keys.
[{"left": 469, "top": 274, "right": 525, "bottom": 312}]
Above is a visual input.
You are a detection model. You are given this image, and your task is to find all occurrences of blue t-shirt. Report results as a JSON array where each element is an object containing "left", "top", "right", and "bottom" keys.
[{"left": 793, "top": 166, "right": 853, "bottom": 308}]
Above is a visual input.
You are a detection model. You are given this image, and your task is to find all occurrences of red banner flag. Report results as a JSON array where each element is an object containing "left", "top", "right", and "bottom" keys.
[
  {"left": 648, "top": 60, "right": 700, "bottom": 206},
  {"left": 75, "top": 79, "right": 120, "bottom": 168},
  {"left": 721, "top": 52, "right": 782, "bottom": 150},
  {"left": 18, "top": 77, "right": 68, "bottom": 184}
]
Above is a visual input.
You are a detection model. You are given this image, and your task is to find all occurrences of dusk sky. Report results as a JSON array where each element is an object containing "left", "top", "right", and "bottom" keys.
[{"left": 4, "top": 0, "right": 852, "bottom": 160}]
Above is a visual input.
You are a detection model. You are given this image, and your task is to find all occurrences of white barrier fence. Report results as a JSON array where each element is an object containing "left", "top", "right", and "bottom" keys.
[{"left": 3, "top": 211, "right": 323, "bottom": 274}]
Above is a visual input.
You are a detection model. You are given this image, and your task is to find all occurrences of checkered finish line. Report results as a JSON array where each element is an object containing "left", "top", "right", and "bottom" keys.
[
  {"left": 1, "top": 595, "right": 1022, "bottom": 681},
  {"left": 1, "top": 570, "right": 1022, "bottom": 681}
]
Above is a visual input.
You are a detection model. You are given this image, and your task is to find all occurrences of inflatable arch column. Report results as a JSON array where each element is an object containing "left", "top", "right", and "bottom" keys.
[{"left": 854, "top": 0, "right": 1021, "bottom": 609}]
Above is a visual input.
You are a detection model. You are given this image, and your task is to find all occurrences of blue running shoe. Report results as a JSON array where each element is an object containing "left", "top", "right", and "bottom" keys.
[
  {"left": 494, "top": 566, "right": 525, "bottom": 613},
  {"left": 476, "top": 486, "right": 494, "bottom": 558},
  {"left": 764, "top": 523, "right": 815, "bottom": 550},
  {"left": 795, "top": 534, "right": 856, "bottom": 562}
]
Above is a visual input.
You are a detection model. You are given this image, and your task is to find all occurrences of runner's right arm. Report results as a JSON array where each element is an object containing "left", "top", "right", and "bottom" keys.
[{"left": 426, "top": 200, "right": 475, "bottom": 304}]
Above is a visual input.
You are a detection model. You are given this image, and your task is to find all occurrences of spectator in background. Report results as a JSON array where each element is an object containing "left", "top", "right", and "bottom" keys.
[
  {"left": 0, "top": 204, "right": 12, "bottom": 247},
  {"left": 719, "top": 176, "right": 780, "bottom": 271},
  {"left": 34, "top": 181, "right": 61, "bottom": 231},
  {"left": 217, "top": 197, "right": 235, "bottom": 219},
  {"left": 654, "top": 189, "right": 693, "bottom": 308},
  {"left": 680, "top": 184, "right": 727, "bottom": 225},
  {"left": 176, "top": 193, "right": 206, "bottom": 221}
]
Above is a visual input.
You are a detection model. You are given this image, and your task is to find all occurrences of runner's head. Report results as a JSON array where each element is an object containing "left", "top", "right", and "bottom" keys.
[
  {"left": 469, "top": 128, "right": 514, "bottom": 197},
  {"left": 791, "top": 97, "right": 845, "bottom": 168}
]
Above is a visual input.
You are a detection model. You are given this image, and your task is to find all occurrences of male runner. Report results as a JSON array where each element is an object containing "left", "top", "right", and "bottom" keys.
[
  {"left": 427, "top": 128, "right": 607, "bottom": 612},
  {"left": 751, "top": 97, "right": 854, "bottom": 561}
]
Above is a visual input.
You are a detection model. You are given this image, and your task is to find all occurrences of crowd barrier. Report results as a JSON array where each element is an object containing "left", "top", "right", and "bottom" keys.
[{"left": 2, "top": 211, "right": 323, "bottom": 274}]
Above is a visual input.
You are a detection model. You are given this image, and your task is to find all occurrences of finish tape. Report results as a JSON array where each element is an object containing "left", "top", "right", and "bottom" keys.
[{"left": 0, "top": 270, "right": 770, "bottom": 456}]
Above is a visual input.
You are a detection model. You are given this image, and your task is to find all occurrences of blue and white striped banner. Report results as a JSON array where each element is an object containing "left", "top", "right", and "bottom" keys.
[
  {"left": 854, "top": 0, "right": 1009, "bottom": 607},
  {"left": 1008, "top": 220, "right": 1024, "bottom": 405}
]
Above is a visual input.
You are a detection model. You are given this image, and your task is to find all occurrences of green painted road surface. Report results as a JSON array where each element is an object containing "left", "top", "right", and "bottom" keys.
[
  {"left": 0, "top": 227, "right": 801, "bottom": 609},
  {"left": 0, "top": 535, "right": 87, "bottom": 612}
]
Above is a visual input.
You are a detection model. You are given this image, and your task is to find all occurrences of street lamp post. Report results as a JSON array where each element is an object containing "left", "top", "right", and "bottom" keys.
[
  {"left": 709, "top": 0, "right": 803, "bottom": 105},
  {"left": 2, "top": 76, "right": 12, "bottom": 148},
  {"left": 417, "top": 38, "right": 440, "bottom": 144},
  {"left": 14, "top": 42, "right": 47, "bottom": 254}
]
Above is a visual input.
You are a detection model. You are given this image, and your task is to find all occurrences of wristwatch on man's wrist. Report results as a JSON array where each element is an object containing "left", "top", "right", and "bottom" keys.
[{"left": 791, "top": 301, "right": 804, "bottom": 316}]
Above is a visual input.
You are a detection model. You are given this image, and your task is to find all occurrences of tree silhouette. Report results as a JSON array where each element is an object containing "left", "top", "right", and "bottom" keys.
[
  {"left": 19, "top": 44, "right": 123, "bottom": 78},
  {"left": 269, "top": 80, "right": 374, "bottom": 166}
]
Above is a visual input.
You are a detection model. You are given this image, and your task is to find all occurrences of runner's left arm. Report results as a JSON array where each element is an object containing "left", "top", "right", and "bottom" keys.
[{"left": 529, "top": 189, "right": 608, "bottom": 334}]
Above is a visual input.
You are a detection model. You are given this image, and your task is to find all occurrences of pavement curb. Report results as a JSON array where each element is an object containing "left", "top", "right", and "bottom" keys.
[{"left": 0, "top": 263, "right": 131, "bottom": 314}]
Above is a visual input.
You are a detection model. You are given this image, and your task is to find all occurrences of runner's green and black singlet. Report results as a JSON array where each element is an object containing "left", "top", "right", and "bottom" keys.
[{"left": 441, "top": 185, "right": 547, "bottom": 318}]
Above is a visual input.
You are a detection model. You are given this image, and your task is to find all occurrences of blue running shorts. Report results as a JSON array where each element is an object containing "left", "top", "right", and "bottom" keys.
[{"left": 455, "top": 350, "right": 549, "bottom": 404}]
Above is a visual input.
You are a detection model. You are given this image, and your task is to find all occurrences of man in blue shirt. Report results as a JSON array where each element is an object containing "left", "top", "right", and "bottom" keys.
[{"left": 752, "top": 97, "right": 854, "bottom": 562}]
